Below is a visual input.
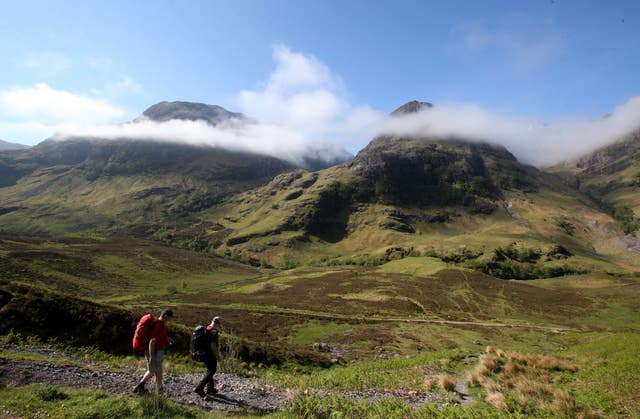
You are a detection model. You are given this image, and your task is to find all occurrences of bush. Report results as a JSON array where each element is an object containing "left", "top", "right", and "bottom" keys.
[
  {"left": 556, "top": 216, "right": 576, "bottom": 236},
  {"left": 476, "top": 260, "right": 582, "bottom": 280},
  {"left": 35, "top": 385, "right": 70, "bottom": 401},
  {"left": 613, "top": 206, "right": 640, "bottom": 235}
]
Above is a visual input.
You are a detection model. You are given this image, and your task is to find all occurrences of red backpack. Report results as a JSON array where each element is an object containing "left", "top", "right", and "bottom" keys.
[{"left": 132, "top": 313, "right": 156, "bottom": 354}]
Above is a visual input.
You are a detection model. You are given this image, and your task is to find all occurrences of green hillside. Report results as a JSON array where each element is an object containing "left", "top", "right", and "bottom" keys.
[
  {"left": 2, "top": 234, "right": 639, "bottom": 417},
  {"left": 2, "top": 104, "right": 640, "bottom": 417},
  {"left": 0, "top": 138, "right": 295, "bottom": 236},
  {"left": 205, "top": 136, "right": 639, "bottom": 275},
  {"left": 549, "top": 131, "right": 640, "bottom": 235}
]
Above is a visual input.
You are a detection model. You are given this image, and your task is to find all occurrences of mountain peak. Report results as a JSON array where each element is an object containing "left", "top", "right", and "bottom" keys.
[
  {"left": 390, "top": 100, "right": 433, "bottom": 116},
  {"left": 139, "top": 101, "right": 244, "bottom": 125}
]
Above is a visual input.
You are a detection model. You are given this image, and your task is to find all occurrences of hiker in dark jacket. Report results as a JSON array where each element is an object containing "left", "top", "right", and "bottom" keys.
[
  {"left": 134, "top": 309, "right": 174, "bottom": 394},
  {"left": 194, "top": 316, "right": 222, "bottom": 398}
]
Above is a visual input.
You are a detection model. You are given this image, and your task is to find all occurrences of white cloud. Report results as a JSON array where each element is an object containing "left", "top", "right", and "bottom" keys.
[
  {"left": 237, "top": 44, "right": 384, "bottom": 149},
  {"left": 0, "top": 83, "right": 127, "bottom": 144},
  {"left": 48, "top": 45, "right": 375, "bottom": 166},
  {"left": 52, "top": 118, "right": 350, "bottom": 167},
  {"left": 6, "top": 45, "right": 640, "bottom": 168},
  {"left": 0, "top": 83, "right": 125, "bottom": 125},
  {"left": 379, "top": 97, "right": 640, "bottom": 166}
]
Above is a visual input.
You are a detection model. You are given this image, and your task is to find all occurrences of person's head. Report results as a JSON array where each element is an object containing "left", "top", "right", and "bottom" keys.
[
  {"left": 211, "top": 316, "right": 221, "bottom": 330},
  {"left": 159, "top": 309, "right": 174, "bottom": 322}
]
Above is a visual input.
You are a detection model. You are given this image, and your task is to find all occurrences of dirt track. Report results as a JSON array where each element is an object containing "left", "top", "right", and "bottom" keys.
[
  {"left": 1, "top": 357, "right": 289, "bottom": 413},
  {"left": 0, "top": 344, "right": 451, "bottom": 413},
  {"left": 183, "top": 303, "right": 574, "bottom": 332}
]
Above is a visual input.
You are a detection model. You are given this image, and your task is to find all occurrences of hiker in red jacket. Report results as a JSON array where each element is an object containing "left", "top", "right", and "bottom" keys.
[{"left": 133, "top": 309, "right": 174, "bottom": 394}]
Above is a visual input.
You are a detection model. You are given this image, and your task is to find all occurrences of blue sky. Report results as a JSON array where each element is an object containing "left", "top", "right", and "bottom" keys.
[{"left": 1, "top": 0, "right": 640, "bottom": 162}]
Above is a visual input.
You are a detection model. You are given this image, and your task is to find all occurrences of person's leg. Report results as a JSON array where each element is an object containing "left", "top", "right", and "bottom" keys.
[
  {"left": 154, "top": 350, "right": 164, "bottom": 393},
  {"left": 134, "top": 350, "right": 156, "bottom": 392},
  {"left": 195, "top": 356, "right": 216, "bottom": 393},
  {"left": 205, "top": 359, "right": 218, "bottom": 394}
]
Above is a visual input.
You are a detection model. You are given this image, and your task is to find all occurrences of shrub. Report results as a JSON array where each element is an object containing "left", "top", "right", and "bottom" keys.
[
  {"left": 613, "top": 206, "right": 640, "bottom": 235},
  {"left": 557, "top": 216, "right": 577, "bottom": 235},
  {"left": 35, "top": 385, "right": 69, "bottom": 401}
]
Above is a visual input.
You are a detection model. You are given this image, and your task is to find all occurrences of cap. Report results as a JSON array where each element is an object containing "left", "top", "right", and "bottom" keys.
[
  {"left": 161, "top": 309, "right": 174, "bottom": 317},
  {"left": 212, "top": 316, "right": 221, "bottom": 325}
]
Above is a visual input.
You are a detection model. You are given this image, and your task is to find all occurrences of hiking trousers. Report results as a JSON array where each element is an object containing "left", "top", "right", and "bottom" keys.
[{"left": 196, "top": 355, "right": 217, "bottom": 392}]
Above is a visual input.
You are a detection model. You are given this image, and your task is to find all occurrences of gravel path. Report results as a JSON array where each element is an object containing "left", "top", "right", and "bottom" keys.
[
  {"left": 0, "top": 344, "right": 290, "bottom": 413},
  {"left": 0, "top": 358, "right": 290, "bottom": 413},
  {"left": 454, "top": 379, "right": 474, "bottom": 406},
  {"left": 0, "top": 344, "right": 452, "bottom": 413}
]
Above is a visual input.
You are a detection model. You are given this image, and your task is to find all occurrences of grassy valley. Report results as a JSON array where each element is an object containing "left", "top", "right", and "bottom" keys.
[
  {"left": 1, "top": 232, "right": 639, "bottom": 417},
  {"left": 1, "top": 106, "right": 639, "bottom": 417}
]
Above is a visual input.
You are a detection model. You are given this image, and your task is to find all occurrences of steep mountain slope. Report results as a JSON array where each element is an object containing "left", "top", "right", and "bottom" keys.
[
  {"left": 0, "top": 137, "right": 295, "bottom": 236},
  {"left": 0, "top": 139, "right": 29, "bottom": 151},
  {"left": 548, "top": 130, "right": 640, "bottom": 234},
  {"left": 0, "top": 100, "right": 356, "bottom": 236},
  {"left": 0, "top": 101, "right": 306, "bottom": 235},
  {"left": 206, "top": 130, "right": 637, "bottom": 273}
]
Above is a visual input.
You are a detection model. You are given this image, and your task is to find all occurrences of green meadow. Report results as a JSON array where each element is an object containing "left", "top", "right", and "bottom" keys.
[{"left": 1, "top": 234, "right": 638, "bottom": 417}]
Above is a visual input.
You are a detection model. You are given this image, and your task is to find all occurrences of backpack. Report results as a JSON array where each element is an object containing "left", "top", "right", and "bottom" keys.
[
  {"left": 190, "top": 325, "right": 210, "bottom": 362},
  {"left": 132, "top": 314, "right": 156, "bottom": 354}
]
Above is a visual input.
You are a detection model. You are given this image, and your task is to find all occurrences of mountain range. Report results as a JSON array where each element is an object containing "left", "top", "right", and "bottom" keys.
[{"left": 0, "top": 100, "right": 638, "bottom": 276}]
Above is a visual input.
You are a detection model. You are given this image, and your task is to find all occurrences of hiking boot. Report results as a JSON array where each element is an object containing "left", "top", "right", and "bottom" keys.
[
  {"left": 206, "top": 387, "right": 218, "bottom": 395},
  {"left": 133, "top": 382, "right": 146, "bottom": 394},
  {"left": 193, "top": 388, "right": 206, "bottom": 398}
]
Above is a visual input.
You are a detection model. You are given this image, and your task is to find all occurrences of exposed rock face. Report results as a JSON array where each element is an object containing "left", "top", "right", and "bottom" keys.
[
  {"left": 390, "top": 100, "right": 433, "bottom": 116},
  {"left": 350, "top": 137, "right": 534, "bottom": 210},
  {"left": 140, "top": 101, "right": 245, "bottom": 125}
]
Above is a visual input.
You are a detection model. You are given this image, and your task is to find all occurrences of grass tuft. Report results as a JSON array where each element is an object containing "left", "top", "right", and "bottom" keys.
[
  {"left": 485, "top": 391, "right": 507, "bottom": 410},
  {"left": 438, "top": 375, "right": 456, "bottom": 392},
  {"left": 469, "top": 348, "right": 594, "bottom": 417}
]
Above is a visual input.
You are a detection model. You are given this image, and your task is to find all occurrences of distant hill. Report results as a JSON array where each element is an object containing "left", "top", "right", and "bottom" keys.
[
  {"left": 0, "top": 100, "right": 356, "bottom": 235},
  {"left": 206, "top": 104, "right": 637, "bottom": 272},
  {"left": 138, "top": 101, "right": 245, "bottom": 125},
  {"left": 1, "top": 100, "right": 637, "bottom": 276},
  {"left": 0, "top": 137, "right": 296, "bottom": 236},
  {"left": 137, "top": 101, "right": 352, "bottom": 170},
  {"left": 548, "top": 130, "right": 640, "bottom": 233},
  {"left": 0, "top": 139, "right": 30, "bottom": 151}
]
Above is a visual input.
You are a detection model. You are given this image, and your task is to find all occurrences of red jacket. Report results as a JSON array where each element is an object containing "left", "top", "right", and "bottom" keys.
[{"left": 149, "top": 320, "right": 170, "bottom": 350}]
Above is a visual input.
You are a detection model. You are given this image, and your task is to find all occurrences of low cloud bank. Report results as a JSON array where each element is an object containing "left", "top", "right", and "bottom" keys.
[
  {"left": 53, "top": 118, "right": 352, "bottom": 167},
  {"left": 380, "top": 97, "right": 640, "bottom": 166},
  {"left": 50, "top": 45, "right": 376, "bottom": 166},
  {"left": 8, "top": 46, "right": 640, "bottom": 168}
]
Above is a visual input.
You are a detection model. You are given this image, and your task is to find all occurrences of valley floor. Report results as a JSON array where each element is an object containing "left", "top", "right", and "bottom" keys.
[{"left": 1, "top": 236, "right": 639, "bottom": 417}]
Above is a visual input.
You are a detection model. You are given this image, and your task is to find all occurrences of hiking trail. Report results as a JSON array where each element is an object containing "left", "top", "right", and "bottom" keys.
[{"left": 0, "top": 344, "right": 464, "bottom": 414}]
